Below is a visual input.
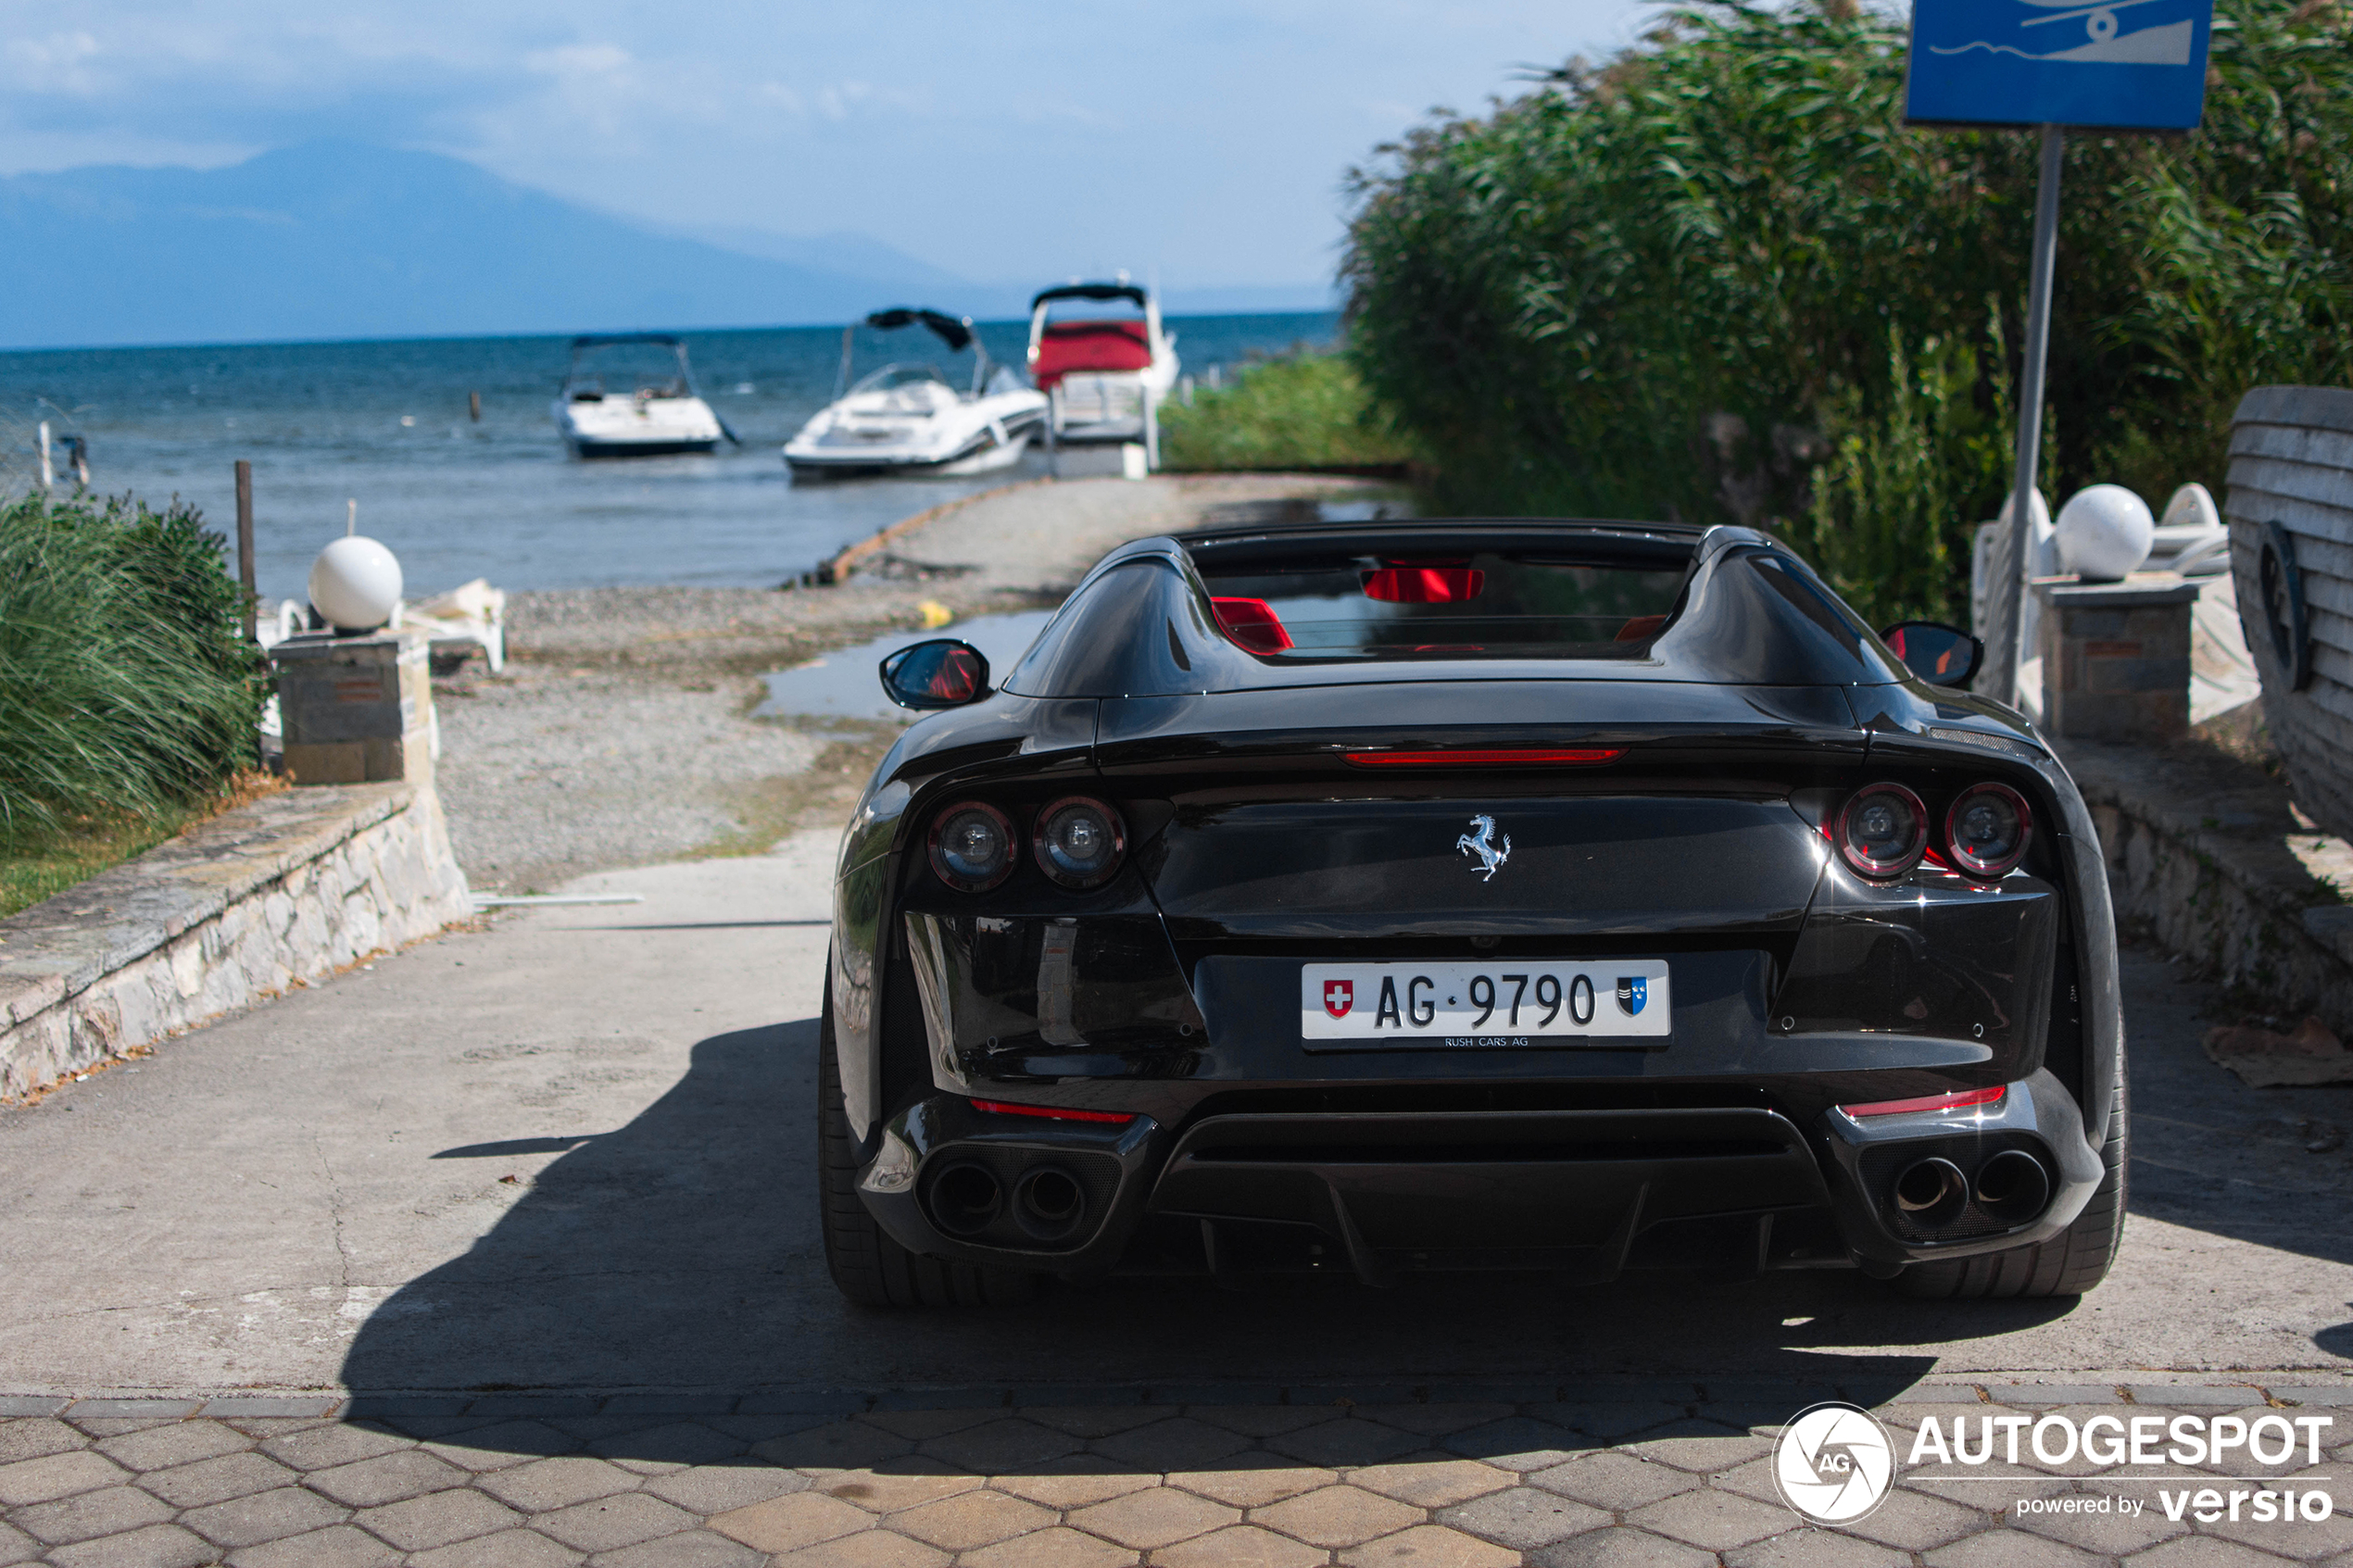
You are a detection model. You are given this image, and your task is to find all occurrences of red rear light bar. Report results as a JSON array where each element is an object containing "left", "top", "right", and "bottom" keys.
[
  {"left": 1838, "top": 1085, "right": 2005, "bottom": 1119},
  {"left": 969, "top": 1098, "right": 1136, "bottom": 1124},
  {"left": 1345, "top": 748, "right": 1624, "bottom": 769}
]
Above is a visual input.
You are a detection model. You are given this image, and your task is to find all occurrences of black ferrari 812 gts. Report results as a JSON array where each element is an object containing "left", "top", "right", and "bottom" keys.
[{"left": 819, "top": 515, "right": 2123, "bottom": 1308}]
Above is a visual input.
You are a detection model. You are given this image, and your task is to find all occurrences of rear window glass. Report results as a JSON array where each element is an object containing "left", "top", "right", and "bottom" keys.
[{"left": 1193, "top": 551, "right": 1688, "bottom": 659}]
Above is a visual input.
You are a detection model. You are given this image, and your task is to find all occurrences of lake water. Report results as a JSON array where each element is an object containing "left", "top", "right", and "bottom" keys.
[{"left": 0, "top": 313, "right": 1338, "bottom": 604}]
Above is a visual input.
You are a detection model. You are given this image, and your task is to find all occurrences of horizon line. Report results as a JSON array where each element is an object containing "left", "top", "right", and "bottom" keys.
[{"left": 0, "top": 305, "right": 1346, "bottom": 358}]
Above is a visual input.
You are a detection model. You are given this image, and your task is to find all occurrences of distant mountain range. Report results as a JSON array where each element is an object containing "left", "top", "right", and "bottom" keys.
[{"left": 0, "top": 141, "right": 1336, "bottom": 350}]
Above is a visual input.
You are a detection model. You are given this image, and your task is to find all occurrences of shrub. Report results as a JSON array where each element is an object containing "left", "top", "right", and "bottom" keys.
[
  {"left": 1341, "top": 0, "right": 2353, "bottom": 621},
  {"left": 1159, "top": 353, "right": 1416, "bottom": 472},
  {"left": 0, "top": 492, "right": 266, "bottom": 848},
  {"left": 1781, "top": 319, "right": 2020, "bottom": 629}
]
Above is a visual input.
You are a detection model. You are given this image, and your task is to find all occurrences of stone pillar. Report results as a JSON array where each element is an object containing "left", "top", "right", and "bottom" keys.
[
  {"left": 271, "top": 628, "right": 434, "bottom": 785},
  {"left": 2034, "top": 575, "right": 2201, "bottom": 742}
]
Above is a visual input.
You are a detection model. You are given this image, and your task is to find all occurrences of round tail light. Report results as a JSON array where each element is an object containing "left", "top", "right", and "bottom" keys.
[
  {"left": 1836, "top": 783, "right": 1929, "bottom": 879},
  {"left": 1033, "top": 797, "right": 1126, "bottom": 888},
  {"left": 1945, "top": 783, "right": 2032, "bottom": 881},
  {"left": 928, "top": 802, "right": 1017, "bottom": 891}
]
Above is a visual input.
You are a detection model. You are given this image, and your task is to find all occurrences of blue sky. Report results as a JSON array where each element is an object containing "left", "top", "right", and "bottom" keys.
[{"left": 0, "top": 0, "right": 1657, "bottom": 292}]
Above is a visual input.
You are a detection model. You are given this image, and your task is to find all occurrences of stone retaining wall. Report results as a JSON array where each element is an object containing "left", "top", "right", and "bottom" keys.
[
  {"left": 0, "top": 784, "right": 472, "bottom": 1100},
  {"left": 2066, "top": 736, "right": 2353, "bottom": 1032}
]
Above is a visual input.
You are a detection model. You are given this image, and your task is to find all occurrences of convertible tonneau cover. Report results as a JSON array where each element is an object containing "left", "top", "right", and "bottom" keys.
[
  {"left": 999, "top": 520, "right": 1932, "bottom": 697},
  {"left": 1176, "top": 516, "right": 1704, "bottom": 572}
]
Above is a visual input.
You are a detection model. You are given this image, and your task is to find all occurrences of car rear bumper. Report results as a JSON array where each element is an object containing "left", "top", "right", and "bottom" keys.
[{"left": 854, "top": 1069, "right": 2104, "bottom": 1282}]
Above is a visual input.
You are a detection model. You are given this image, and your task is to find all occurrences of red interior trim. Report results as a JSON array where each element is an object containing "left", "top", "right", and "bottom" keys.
[
  {"left": 1344, "top": 748, "right": 1624, "bottom": 768},
  {"left": 1362, "top": 566, "right": 1483, "bottom": 604},
  {"left": 1211, "top": 596, "right": 1294, "bottom": 653},
  {"left": 970, "top": 1098, "right": 1136, "bottom": 1124},
  {"left": 1838, "top": 1085, "right": 2005, "bottom": 1119}
]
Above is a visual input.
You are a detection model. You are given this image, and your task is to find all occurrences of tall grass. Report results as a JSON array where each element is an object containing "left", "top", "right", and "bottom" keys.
[
  {"left": 1159, "top": 354, "right": 1416, "bottom": 473},
  {"left": 0, "top": 492, "right": 266, "bottom": 849},
  {"left": 1341, "top": 0, "right": 2353, "bottom": 621}
]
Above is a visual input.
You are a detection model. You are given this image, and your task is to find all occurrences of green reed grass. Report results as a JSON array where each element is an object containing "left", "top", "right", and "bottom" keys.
[
  {"left": 0, "top": 492, "right": 266, "bottom": 854},
  {"left": 1159, "top": 353, "right": 1416, "bottom": 473}
]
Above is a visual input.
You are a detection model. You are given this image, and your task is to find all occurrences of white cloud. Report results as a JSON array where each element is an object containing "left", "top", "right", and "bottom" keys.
[
  {"left": 522, "top": 42, "right": 631, "bottom": 78},
  {"left": 3, "top": 29, "right": 106, "bottom": 99}
]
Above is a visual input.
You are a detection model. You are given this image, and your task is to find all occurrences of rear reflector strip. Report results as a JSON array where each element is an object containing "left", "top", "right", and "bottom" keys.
[
  {"left": 1344, "top": 748, "right": 1624, "bottom": 769},
  {"left": 970, "top": 1098, "right": 1136, "bottom": 1124},
  {"left": 1838, "top": 1085, "right": 2006, "bottom": 1119}
]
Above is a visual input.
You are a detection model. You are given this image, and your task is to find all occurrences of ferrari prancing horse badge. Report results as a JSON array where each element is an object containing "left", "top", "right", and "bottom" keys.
[{"left": 1455, "top": 815, "right": 1512, "bottom": 882}]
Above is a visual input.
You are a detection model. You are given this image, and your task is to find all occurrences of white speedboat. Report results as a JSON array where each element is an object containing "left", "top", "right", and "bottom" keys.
[
  {"left": 1026, "top": 281, "right": 1179, "bottom": 450},
  {"left": 785, "top": 308, "right": 1048, "bottom": 480},
  {"left": 552, "top": 334, "right": 736, "bottom": 458}
]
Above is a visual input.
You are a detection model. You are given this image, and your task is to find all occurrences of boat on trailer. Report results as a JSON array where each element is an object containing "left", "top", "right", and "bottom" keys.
[
  {"left": 1027, "top": 281, "right": 1179, "bottom": 457},
  {"left": 785, "top": 308, "right": 1048, "bottom": 480},
  {"left": 552, "top": 334, "right": 735, "bottom": 458}
]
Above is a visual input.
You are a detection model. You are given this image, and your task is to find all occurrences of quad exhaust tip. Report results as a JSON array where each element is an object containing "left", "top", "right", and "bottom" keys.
[
  {"left": 929, "top": 1162, "right": 1003, "bottom": 1236},
  {"left": 1013, "top": 1165, "right": 1087, "bottom": 1241},
  {"left": 1893, "top": 1157, "right": 1969, "bottom": 1230},
  {"left": 1973, "top": 1148, "right": 2052, "bottom": 1224}
]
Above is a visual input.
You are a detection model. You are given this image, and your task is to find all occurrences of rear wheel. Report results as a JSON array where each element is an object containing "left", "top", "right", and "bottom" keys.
[
  {"left": 817, "top": 972, "right": 1036, "bottom": 1309},
  {"left": 1897, "top": 1067, "right": 2126, "bottom": 1299}
]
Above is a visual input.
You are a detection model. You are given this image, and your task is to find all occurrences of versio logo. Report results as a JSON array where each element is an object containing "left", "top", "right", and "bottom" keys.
[{"left": 1774, "top": 1402, "right": 1896, "bottom": 1524}]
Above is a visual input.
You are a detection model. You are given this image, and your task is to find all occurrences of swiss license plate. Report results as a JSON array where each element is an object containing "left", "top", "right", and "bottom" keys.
[{"left": 1300, "top": 960, "right": 1671, "bottom": 1046}]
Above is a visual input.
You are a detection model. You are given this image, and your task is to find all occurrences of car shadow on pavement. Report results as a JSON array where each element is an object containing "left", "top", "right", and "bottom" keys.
[{"left": 342, "top": 1022, "right": 2089, "bottom": 1462}]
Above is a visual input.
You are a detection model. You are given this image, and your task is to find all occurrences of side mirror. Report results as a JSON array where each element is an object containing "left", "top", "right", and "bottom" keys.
[
  {"left": 1881, "top": 621, "right": 1982, "bottom": 688},
  {"left": 879, "top": 638, "right": 991, "bottom": 709}
]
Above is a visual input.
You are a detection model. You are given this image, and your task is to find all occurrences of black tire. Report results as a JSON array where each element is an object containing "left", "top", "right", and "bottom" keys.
[
  {"left": 817, "top": 971, "right": 1036, "bottom": 1309},
  {"left": 1898, "top": 1065, "right": 2127, "bottom": 1299}
]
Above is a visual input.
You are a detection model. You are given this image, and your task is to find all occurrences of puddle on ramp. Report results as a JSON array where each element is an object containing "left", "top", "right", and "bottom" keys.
[{"left": 757, "top": 610, "right": 1057, "bottom": 724}]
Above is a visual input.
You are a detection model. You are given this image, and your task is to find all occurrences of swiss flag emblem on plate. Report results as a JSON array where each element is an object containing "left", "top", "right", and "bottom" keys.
[{"left": 1324, "top": 980, "right": 1353, "bottom": 1019}]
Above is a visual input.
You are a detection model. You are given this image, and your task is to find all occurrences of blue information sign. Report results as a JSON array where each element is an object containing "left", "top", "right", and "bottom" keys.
[{"left": 1906, "top": 0, "right": 2215, "bottom": 130}]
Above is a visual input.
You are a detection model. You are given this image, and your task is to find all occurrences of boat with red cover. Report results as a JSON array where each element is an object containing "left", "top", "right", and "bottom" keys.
[{"left": 1026, "top": 281, "right": 1179, "bottom": 458}]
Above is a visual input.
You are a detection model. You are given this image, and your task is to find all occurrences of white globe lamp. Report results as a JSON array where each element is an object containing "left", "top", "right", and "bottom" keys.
[
  {"left": 308, "top": 536, "right": 404, "bottom": 633},
  {"left": 2056, "top": 484, "right": 2155, "bottom": 582}
]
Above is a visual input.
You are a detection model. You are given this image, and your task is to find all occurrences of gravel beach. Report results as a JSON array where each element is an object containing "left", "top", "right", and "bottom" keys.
[{"left": 434, "top": 472, "right": 1399, "bottom": 889}]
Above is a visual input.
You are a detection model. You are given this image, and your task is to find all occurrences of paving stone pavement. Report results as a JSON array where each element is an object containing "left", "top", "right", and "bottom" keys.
[{"left": 1, "top": 1383, "right": 2347, "bottom": 1567}]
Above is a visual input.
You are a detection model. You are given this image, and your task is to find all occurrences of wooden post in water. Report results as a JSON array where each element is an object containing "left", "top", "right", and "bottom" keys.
[
  {"left": 235, "top": 459, "right": 258, "bottom": 645},
  {"left": 469, "top": 390, "right": 482, "bottom": 422}
]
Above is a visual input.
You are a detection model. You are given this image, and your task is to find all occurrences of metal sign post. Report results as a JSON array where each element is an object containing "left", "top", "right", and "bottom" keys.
[
  {"left": 1984, "top": 126, "right": 2066, "bottom": 706},
  {"left": 1904, "top": 0, "right": 2216, "bottom": 704}
]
